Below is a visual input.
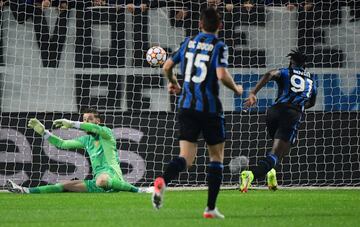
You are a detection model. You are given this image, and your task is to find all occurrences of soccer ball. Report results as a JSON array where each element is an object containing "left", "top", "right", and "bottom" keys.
[
  {"left": 229, "top": 156, "right": 249, "bottom": 174},
  {"left": 146, "top": 46, "right": 167, "bottom": 67}
]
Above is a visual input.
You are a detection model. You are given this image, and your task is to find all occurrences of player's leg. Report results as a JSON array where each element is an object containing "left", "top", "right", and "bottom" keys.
[
  {"left": 152, "top": 141, "right": 198, "bottom": 209},
  {"left": 161, "top": 109, "right": 201, "bottom": 186},
  {"left": 241, "top": 105, "right": 302, "bottom": 192},
  {"left": 265, "top": 136, "right": 293, "bottom": 190},
  {"left": 7, "top": 179, "right": 88, "bottom": 194},
  {"left": 95, "top": 172, "right": 139, "bottom": 193},
  {"left": 163, "top": 141, "right": 197, "bottom": 184},
  {"left": 202, "top": 114, "right": 226, "bottom": 219},
  {"left": 62, "top": 180, "right": 87, "bottom": 192},
  {"left": 29, "top": 176, "right": 137, "bottom": 193},
  {"left": 241, "top": 105, "right": 279, "bottom": 192},
  {"left": 30, "top": 180, "right": 87, "bottom": 193},
  {"left": 6, "top": 180, "right": 30, "bottom": 193},
  {"left": 152, "top": 110, "right": 200, "bottom": 209},
  {"left": 240, "top": 141, "right": 283, "bottom": 192},
  {"left": 203, "top": 142, "right": 225, "bottom": 219},
  {"left": 266, "top": 107, "right": 301, "bottom": 189}
]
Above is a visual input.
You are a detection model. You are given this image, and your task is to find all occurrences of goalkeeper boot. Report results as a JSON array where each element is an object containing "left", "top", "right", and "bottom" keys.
[
  {"left": 203, "top": 207, "right": 225, "bottom": 219},
  {"left": 240, "top": 171, "right": 254, "bottom": 193},
  {"left": 267, "top": 168, "right": 278, "bottom": 191},
  {"left": 152, "top": 177, "right": 166, "bottom": 210},
  {"left": 6, "top": 180, "right": 29, "bottom": 194}
]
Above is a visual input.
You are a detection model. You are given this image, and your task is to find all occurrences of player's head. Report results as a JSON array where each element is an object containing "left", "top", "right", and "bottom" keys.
[
  {"left": 199, "top": 7, "right": 221, "bottom": 34},
  {"left": 82, "top": 107, "right": 101, "bottom": 124},
  {"left": 287, "top": 49, "right": 307, "bottom": 68}
]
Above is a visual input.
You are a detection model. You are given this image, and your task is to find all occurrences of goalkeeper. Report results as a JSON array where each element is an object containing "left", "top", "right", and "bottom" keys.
[{"left": 7, "top": 108, "right": 141, "bottom": 194}]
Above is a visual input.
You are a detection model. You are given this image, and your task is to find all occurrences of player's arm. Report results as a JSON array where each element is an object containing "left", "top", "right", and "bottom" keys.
[
  {"left": 304, "top": 93, "right": 316, "bottom": 109},
  {"left": 163, "top": 58, "right": 181, "bottom": 94},
  {"left": 53, "top": 119, "right": 112, "bottom": 140},
  {"left": 163, "top": 59, "right": 177, "bottom": 83},
  {"left": 28, "top": 118, "right": 85, "bottom": 150},
  {"left": 304, "top": 79, "right": 317, "bottom": 109},
  {"left": 216, "top": 44, "right": 243, "bottom": 95},
  {"left": 244, "top": 69, "right": 280, "bottom": 108},
  {"left": 163, "top": 38, "right": 190, "bottom": 94},
  {"left": 47, "top": 134, "right": 85, "bottom": 150}
]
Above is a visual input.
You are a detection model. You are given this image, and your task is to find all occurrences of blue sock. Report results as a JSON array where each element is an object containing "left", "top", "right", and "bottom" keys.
[
  {"left": 163, "top": 157, "right": 187, "bottom": 185},
  {"left": 207, "top": 162, "right": 223, "bottom": 210},
  {"left": 252, "top": 153, "right": 278, "bottom": 180}
]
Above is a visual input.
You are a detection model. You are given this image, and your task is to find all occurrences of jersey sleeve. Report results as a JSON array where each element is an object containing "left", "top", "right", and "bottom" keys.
[
  {"left": 80, "top": 123, "right": 113, "bottom": 140},
  {"left": 171, "top": 37, "right": 189, "bottom": 64},
  {"left": 274, "top": 68, "right": 288, "bottom": 81},
  {"left": 216, "top": 43, "right": 229, "bottom": 68},
  {"left": 311, "top": 77, "right": 318, "bottom": 97},
  {"left": 48, "top": 134, "right": 86, "bottom": 150}
]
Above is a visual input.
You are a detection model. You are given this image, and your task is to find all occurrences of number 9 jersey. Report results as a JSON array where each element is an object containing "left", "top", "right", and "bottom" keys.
[
  {"left": 274, "top": 67, "right": 317, "bottom": 112},
  {"left": 171, "top": 32, "right": 229, "bottom": 114}
]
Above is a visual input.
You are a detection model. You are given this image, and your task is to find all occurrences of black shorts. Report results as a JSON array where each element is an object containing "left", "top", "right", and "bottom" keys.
[
  {"left": 266, "top": 103, "right": 303, "bottom": 144},
  {"left": 178, "top": 109, "right": 226, "bottom": 145}
]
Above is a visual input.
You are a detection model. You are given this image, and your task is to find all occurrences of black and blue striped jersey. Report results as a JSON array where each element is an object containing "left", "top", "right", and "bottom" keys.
[
  {"left": 171, "top": 32, "right": 229, "bottom": 114},
  {"left": 274, "top": 67, "right": 317, "bottom": 111}
]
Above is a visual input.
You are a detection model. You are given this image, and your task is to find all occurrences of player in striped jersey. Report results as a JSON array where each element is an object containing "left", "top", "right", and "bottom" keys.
[
  {"left": 240, "top": 50, "right": 317, "bottom": 192},
  {"left": 151, "top": 7, "right": 243, "bottom": 219}
]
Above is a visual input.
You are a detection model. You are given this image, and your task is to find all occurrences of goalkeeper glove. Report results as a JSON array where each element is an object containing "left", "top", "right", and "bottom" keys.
[
  {"left": 53, "top": 119, "right": 79, "bottom": 129},
  {"left": 28, "top": 118, "right": 45, "bottom": 136}
]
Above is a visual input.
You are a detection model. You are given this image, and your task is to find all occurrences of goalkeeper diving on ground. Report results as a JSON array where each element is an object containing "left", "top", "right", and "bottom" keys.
[{"left": 7, "top": 108, "right": 149, "bottom": 194}]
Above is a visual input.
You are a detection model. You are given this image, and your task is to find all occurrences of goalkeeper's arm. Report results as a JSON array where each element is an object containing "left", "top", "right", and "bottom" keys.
[
  {"left": 53, "top": 119, "right": 112, "bottom": 140},
  {"left": 46, "top": 133, "right": 85, "bottom": 150},
  {"left": 28, "top": 118, "right": 85, "bottom": 150}
]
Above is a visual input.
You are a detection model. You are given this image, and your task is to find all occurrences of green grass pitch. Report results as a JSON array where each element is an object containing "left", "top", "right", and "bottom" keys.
[{"left": 1, "top": 189, "right": 359, "bottom": 227}]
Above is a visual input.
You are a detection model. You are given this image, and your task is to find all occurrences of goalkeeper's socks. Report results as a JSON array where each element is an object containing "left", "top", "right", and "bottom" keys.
[
  {"left": 163, "top": 157, "right": 187, "bottom": 185},
  {"left": 108, "top": 178, "right": 139, "bottom": 193},
  {"left": 207, "top": 162, "right": 223, "bottom": 210},
  {"left": 252, "top": 153, "right": 278, "bottom": 180},
  {"left": 29, "top": 184, "right": 64, "bottom": 193}
]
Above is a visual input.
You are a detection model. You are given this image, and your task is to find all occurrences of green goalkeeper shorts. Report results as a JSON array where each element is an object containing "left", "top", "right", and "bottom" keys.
[{"left": 84, "top": 168, "right": 123, "bottom": 193}]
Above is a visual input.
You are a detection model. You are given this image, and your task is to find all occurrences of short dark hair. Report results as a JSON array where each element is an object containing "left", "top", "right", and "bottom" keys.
[
  {"left": 82, "top": 107, "right": 101, "bottom": 120},
  {"left": 200, "top": 7, "right": 221, "bottom": 33},
  {"left": 287, "top": 49, "right": 307, "bottom": 68}
]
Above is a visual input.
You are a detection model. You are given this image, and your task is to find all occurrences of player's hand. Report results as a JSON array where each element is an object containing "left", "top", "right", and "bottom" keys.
[
  {"left": 93, "top": 0, "right": 104, "bottom": 6},
  {"left": 53, "top": 119, "right": 74, "bottom": 129},
  {"left": 235, "top": 84, "right": 243, "bottom": 96},
  {"left": 208, "top": 0, "right": 221, "bottom": 7},
  {"left": 28, "top": 118, "right": 45, "bottom": 136},
  {"left": 225, "top": 4, "right": 234, "bottom": 12},
  {"left": 175, "top": 9, "right": 188, "bottom": 20},
  {"left": 243, "top": 2, "right": 254, "bottom": 12},
  {"left": 126, "top": 4, "right": 135, "bottom": 14},
  {"left": 42, "top": 0, "right": 50, "bottom": 8},
  {"left": 167, "top": 82, "right": 181, "bottom": 95},
  {"left": 286, "top": 3, "right": 296, "bottom": 11},
  {"left": 58, "top": 2, "right": 68, "bottom": 11},
  {"left": 244, "top": 92, "right": 257, "bottom": 108},
  {"left": 140, "top": 3, "right": 148, "bottom": 13},
  {"left": 0, "top": 0, "right": 6, "bottom": 8}
]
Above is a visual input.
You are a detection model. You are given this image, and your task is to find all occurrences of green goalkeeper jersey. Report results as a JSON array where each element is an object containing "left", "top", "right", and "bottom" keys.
[{"left": 47, "top": 123, "right": 122, "bottom": 178}]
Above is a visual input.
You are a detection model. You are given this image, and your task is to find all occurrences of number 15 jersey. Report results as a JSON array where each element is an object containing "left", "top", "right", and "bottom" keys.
[{"left": 171, "top": 32, "right": 229, "bottom": 114}]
